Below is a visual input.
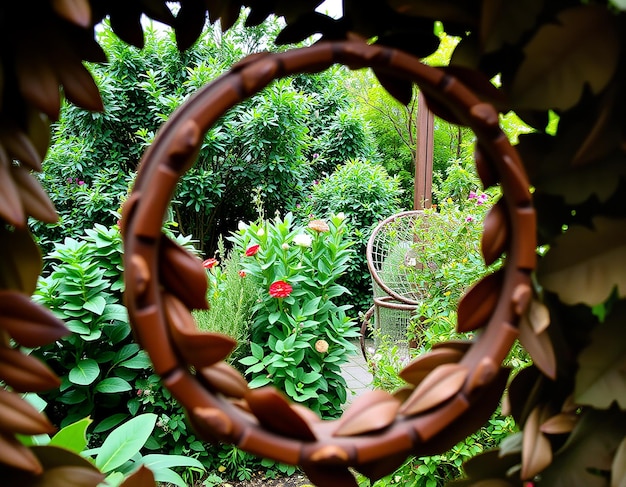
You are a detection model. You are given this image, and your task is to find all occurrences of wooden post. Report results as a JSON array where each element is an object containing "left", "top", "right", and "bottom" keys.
[{"left": 414, "top": 90, "right": 434, "bottom": 210}]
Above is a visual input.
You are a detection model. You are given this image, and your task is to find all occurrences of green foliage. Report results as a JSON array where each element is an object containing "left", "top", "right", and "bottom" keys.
[
  {"left": 297, "top": 159, "right": 404, "bottom": 313},
  {"left": 193, "top": 238, "right": 259, "bottom": 363},
  {"left": 229, "top": 213, "right": 360, "bottom": 418}
]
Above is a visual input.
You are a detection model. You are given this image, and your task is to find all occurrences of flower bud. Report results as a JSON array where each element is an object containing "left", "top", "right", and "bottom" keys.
[{"left": 315, "top": 339, "right": 329, "bottom": 353}]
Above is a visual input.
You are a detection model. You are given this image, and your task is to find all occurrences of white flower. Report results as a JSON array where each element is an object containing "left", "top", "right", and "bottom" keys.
[
  {"left": 256, "top": 227, "right": 265, "bottom": 236},
  {"left": 336, "top": 212, "right": 346, "bottom": 221},
  {"left": 293, "top": 233, "right": 312, "bottom": 247},
  {"left": 238, "top": 221, "right": 248, "bottom": 231},
  {"left": 281, "top": 243, "right": 290, "bottom": 250}
]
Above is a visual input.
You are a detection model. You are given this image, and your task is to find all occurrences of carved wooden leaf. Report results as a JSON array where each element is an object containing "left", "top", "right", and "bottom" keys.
[
  {"left": 0, "top": 290, "right": 68, "bottom": 348},
  {"left": 0, "top": 226, "right": 42, "bottom": 295},
  {"left": 199, "top": 362, "right": 249, "bottom": 399},
  {"left": 540, "top": 413, "right": 578, "bottom": 435},
  {"left": 302, "top": 464, "right": 359, "bottom": 487},
  {"left": 518, "top": 312, "right": 556, "bottom": 380},
  {"left": 11, "top": 166, "right": 58, "bottom": 224},
  {"left": 457, "top": 270, "right": 503, "bottom": 333},
  {"left": 399, "top": 363, "right": 468, "bottom": 417},
  {"left": 159, "top": 236, "right": 209, "bottom": 310},
  {"left": 0, "top": 389, "right": 55, "bottom": 436},
  {"left": 612, "top": 437, "right": 626, "bottom": 487},
  {"left": 0, "top": 346, "right": 60, "bottom": 392},
  {"left": 481, "top": 200, "right": 508, "bottom": 266},
  {"left": 0, "top": 150, "right": 25, "bottom": 227},
  {"left": 509, "top": 6, "right": 620, "bottom": 111},
  {"left": 119, "top": 465, "right": 155, "bottom": 487},
  {"left": 57, "top": 59, "right": 104, "bottom": 113},
  {"left": 51, "top": 0, "right": 92, "bottom": 28},
  {"left": 399, "top": 347, "right": 465, "bottom": 386},
  {"left": 521, "top": 405, "right": 553, "bottom": 480},
  {"left": 539, "top": 409, "right": 626, "bottom": 487},
  {"left": 388, "top": 0, "right": 478, "bottom": 25},
  {"left": 246, "top": 387, "right": 316, "bottom": 441},
  {"left": 538, "top": 217, "right": 626, "bottom": 306},
  {"left": 0, "top": 431, "right": 42, "bottom": 473},
  {"left": 575, "top": 302, "right": 626, "bottom": 409},
  {"left": 333, "top": 390, "right": 400, "bottom": 437},
  {"left": 163, "top": 293, "right": 236, "bottom": 368},
  {"left": 0, "top": 126, "right": 44, "bottom": 171},
  {"left": 480, "top": 0, "right": 543, "bottom": 53}
]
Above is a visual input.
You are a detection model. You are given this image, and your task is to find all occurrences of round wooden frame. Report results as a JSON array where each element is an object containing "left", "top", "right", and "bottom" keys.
[{"left": 121, "top": 40, "right": 536, "bottom": 487}]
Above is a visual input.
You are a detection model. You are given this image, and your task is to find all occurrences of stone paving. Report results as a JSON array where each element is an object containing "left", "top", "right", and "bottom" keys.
[{"left": 341, "top": 340, "right": 374, "bottom": 404}]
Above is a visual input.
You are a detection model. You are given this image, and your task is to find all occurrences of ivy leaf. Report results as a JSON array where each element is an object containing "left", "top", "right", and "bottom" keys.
[
  {"left": 537, "top": 217, "right": 626, "bottom": 306},
  {"left": 575, "top": 302, "right": 626, "bottom": 409},
  {"left": 539, "top": 408, "right": 626, "bottom": 487},
  {"left": 509, "top": 6, "right": 620, "bottom": 111}
]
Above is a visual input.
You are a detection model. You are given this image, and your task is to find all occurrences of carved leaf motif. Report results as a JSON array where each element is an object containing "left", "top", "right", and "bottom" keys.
[
  {"left": 480, "top": 0, "right": 543, "bottom": 53},
  {"left": 521, "top": 405, "right": 553, "bottom": 480},
  {"left": 0, "top": 346, "right": 60, "bottom": 393},
  {"left": 538, "top": 217, "right": 626, "bottom": 306},
  {"left": 0, "top": 431, "right": 42, "bottom": 473},
  {"left": 509, "top": 6, "right": 620, "bottom": 111},
  {"left": 540, "top": 413, "right": 578, "bottom": 435},
  {"left": 51, "top": 0, "right": 92, "bottom": 28},
  {"left": 457, "top": 449, "right": 521, "bottom": 485},
  {"left": 246, "top": 387, "right": 316, "bottom": 441},
  {"left": 481, "top": 200, "right": 508, "bottom": 266},
  {"left": 0, "top": 389, "right": 56, "bottom": 435},
  {"left": 518, "top": 311, "right": 556, "bottom": 380},
  {"left": 119, "top": 465, "right": 155, "bottom": 487},
  {"left": 399, "top": 347, "right": 465, "bottom": 386},
  {"left": 575, "top": 302, "right": 626, "bottom": 409},
  {"left": 0, "top": 290, "right": 68, "bottom": 348},
  {"left": 539, "top": 409, "right": 626, "bottom": 487},
  {"left": 457, "top": 270, "right": 503, "bottom": 333},
  {"left": 0, "top": 150, "right": 25, "bottom": 227},
  {"left": 399, "top": 363, "right": 468, "bottom": 417},
  {"left": 163, "top": 293, "right": 236, "bottom": 368},
  {"left": 302, "top": 464, "right": 359, "bottom": 487},
  {"left": 0, "top": 226, "right": 43, "bottom": 295},
  {"left": 159, "top": 236, "right": 209, "bottom": 310},
  {"left": 387, "top": 0, "right": 478, "bottom": 25},
  {"left": 199, "top": 362, "right": 249, "bottom": 399},
  {"left": 11, "top": 166, "right": 58, "bottom": 224},
  {"left": 612, "top": 437, "right": 626, "bottom": 487},
  {"left": 333, "top": 390, "right": 400, "bottom": 437}
]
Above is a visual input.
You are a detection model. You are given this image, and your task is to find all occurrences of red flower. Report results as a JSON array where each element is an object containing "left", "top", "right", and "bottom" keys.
[
  {"left": 239, "top": 270, "right": 246, "bottom": 277},
  {"left": 269, "top": 280, "right": 293, "bottom": 298},
  {"left": 203, "top": 258, "right": 218, "bottom": 269},
  {"left": 245, "top": 244, "right": 260, "bottom": 257}
]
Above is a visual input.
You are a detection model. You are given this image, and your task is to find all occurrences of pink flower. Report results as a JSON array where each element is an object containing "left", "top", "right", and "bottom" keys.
[
  {"left": 239, "top": 270, "right": 246, "bottom": 277},
  {"left": 477, "top": 193, "right": 488, "bottom": 205},
  {"left": 269, "top": 280, "right": 292, "bottom": 298},
  {"left": 203, "top": 258, "right": 218, "bottom": 269},
  {"left": 245, "top": 244, "right": 260, "bottom": 257},
  {"left": 465, "top": 216, "right": 474, "bottom": 222},
  {"left": 468, "top": 191, "right": 477, "bottom": 199},
  {"left": 77, "top": 180, "right": 85, "bottom": 185}
]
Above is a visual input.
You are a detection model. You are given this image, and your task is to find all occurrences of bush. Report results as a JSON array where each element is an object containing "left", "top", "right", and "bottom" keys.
[
  {"left": 296, "top": 159, "right": 404, "bottom": 313},
  {"left": 228, "top": 212, "right": 360, "bottom": 418}
]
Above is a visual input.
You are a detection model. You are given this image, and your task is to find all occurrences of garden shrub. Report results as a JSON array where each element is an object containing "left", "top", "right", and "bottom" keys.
[
  {"left": 228, "top": 212, "right": 360, "bottom": 418},
  {"left": 297, "top": 158, "right": 404, "bottom": 314}
]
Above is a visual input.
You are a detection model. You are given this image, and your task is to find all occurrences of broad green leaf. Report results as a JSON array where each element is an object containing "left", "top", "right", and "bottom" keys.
[
  {"left": 538, "top": 217, "right": 626, "bottom": 305},
  {"left": 248, "top": 375, "right": 272, "bottom": 388},
  {"left": 84, "top": 295, "right": 107, "bottom": 315},
  {"left": 101, "top": 303, "right": 128, "bottom": 322},
  {"left": 69, "top": 358, "right": 100, "bottom": 385},
  {"left": 49, "top": 417, "right": 92, "bottom": 453},
  {"left": 510, "top": 6, "right": 619, "bottom": 111},
  {"left": 93, "top": 413, "right": 129, "bottom": 433},
  {"left": 575, "top": 302, "right": 626, "bottom": 409},
  {"left": 119, "top": 351, "right": 152, "bottom": 369},
  {"left": 95, "top": 413, "right": 157, "bottom": 473},
  {"left": 153, "top": 467, "right": 186, "bottom": 487},
  {"left": 95, "top": 377, "right": 132, "bottom": 394},
  {"left": 141, "top": 453, "right": 204, "bottom": 470}
]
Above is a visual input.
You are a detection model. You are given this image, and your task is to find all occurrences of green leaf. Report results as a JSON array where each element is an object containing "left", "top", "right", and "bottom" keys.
[
  {"left": 250, "top": 342, "right": 264, "bottom": 360},
  {"left": 95, "top": 377, "right": 132, "bottom": 394},
  {"left": 69, "top": 358, "right": 100, "bottom": 385},
  {"left": 95, "top": 413, "right": 157, "bottom": 473},
  {"left": 248, "top": 375, "right": 272, "bottom": 388},
  {"left": 101, "top": 304, "right": 128, "bottom": 322},
  {"left": 141, "top": 453, "right": 204, "bottom": 470},
  {"left": 49, "top": 417, "right": 92, "bottom": 453},
  {"left": 575, "top": 302, "right": 626, "bottom": 409},
  {"left": 538, "top": 217, "right": 626, "bottom": 306},
  {"left": 119, "top": 351, "right": 152, "bottom": 369},
  {"left": 84, "top": 295, "right": 107, "bottom": 315},
  {"left": 93, "top": 413, "right": 129, "bottom": 433}
]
